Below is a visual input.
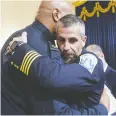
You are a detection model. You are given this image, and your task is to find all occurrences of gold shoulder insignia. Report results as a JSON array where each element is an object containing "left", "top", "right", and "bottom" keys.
[{"left": 20, "top": 50, "right": 41, "bottom": 76}]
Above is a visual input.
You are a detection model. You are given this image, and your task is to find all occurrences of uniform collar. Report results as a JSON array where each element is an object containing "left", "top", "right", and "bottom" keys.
[
  {"left": 81, "top": 47, "right": 86, "bottom": 54},
  {"left": 32, "top": 20, "right": 55, "bottom": 43}
]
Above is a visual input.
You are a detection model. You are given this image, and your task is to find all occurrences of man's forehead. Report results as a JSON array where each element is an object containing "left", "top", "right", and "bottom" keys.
[{"left": 57, "top": 25, "right": 80, "bottom": 34}]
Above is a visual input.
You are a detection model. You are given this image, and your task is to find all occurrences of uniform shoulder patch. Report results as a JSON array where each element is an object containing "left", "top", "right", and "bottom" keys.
[{"left": 79, "top": 53, "right": 98, "bottom": 74}]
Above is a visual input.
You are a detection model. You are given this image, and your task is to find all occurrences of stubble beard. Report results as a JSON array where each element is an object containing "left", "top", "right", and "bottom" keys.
[{"left": 61, "top": 54, "right": 78, "bottom": 64}]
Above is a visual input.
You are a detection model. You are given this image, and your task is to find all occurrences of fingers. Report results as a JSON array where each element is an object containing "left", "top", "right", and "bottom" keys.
[
  {"left": 9, "top": 40, "right": 15, "bottom": 46},
  {"left": 5, "top": 40, "right": 15, "bottom": 55},
  {"left": 13, "top": 31, "right": 27, "bottom": 43},
  {"left": 5, "top": 31, "right": 27, "bottom": 56},
  {"left": 5, "top": 46, "right": 12, "bottom": 55}
]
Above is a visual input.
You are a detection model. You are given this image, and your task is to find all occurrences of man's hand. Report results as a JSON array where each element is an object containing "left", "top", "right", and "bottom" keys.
[
  {"left": 100, "top": 86, "right": 110, "bottom": 112},
  {"left": 5, "top": 32, "right": 27, "bottom": 55}
]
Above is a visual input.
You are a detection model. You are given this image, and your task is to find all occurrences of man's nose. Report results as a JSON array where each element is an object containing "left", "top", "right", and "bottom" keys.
[{"left": 63, "top": 42, "right": 70, "bottom": 52}]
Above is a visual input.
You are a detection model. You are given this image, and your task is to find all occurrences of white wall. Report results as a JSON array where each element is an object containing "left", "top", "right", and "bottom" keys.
[
  {"left": 0, "top": 0, "right": 75, "bottom": 49},
  {"left": 1, "top": 0, "right": 42, "bottom": 49}
]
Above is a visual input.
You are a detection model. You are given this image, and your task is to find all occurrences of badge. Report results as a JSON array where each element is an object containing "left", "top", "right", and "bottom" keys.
[{"left": 79, "top": 53, "right": 98, "bottom": 73}]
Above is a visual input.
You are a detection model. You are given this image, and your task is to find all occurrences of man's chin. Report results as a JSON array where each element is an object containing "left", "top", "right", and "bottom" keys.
[{"left": 63, "top": 56, "right": 78, "bottom": 64}]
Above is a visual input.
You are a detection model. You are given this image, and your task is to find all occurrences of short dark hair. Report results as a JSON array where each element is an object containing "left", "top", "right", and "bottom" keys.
[{"left": 56, "top": 14, "right": 85, "bottom": 36}]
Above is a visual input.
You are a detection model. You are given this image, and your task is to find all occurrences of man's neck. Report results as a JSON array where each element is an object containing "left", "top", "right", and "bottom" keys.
[{"left": 36, "top": 17, "right": 54, "bottom": 33}]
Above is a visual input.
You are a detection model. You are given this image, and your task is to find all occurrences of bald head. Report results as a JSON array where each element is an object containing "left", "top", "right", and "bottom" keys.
[
  {"left": 51, "top": 0, "right": 73, "bottom": 14},
  {"left": 86, "top": 44, "right": 108, "bottom": 71},
  {"left": 86, "top": 44, "right": 105, "bottom": 59},
  {"left": 39, "top": 0, "right": 73, "bottom": 12},
  {"left": 36, "top": 0, "right": 73, "bottom": 33}
]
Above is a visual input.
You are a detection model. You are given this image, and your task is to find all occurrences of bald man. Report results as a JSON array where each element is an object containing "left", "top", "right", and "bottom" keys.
[
  {"left": 86, "top": 44, "right": 116, "bottom": 98},
  {"left": 1, "top": 0, "right": 108, "bottom": 115},
  {"left": 1, "top": 1, "right": 72, "bottom": 114},
  {"left": 86, "top": 44, "right": 116, "bottom": 115}
]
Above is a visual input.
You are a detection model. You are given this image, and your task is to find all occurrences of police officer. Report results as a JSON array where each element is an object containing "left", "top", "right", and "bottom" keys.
[
  {"left": 7, "top": 14, "right": 108, "bottom": 109},
  {"left": 86, "top": 44, "right": 116, "bottom": 98},
  {"left": 86, "top": 44, "right": 116, "bottom": 114},
  {"left": 2, "top": 14, "right": 109, "bottom": 114},
  {"left": 1, "top": 1, "right": 74, "bottom": 114}
]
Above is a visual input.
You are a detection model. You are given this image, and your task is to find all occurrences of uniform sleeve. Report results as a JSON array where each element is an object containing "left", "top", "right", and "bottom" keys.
[
  {"left": 80, "top": 104, "right": 108, "bottom": 115},
  {"left": 10, "top": 43, "right": 104, "bottom": 92},
  {"left": 105, "top": 67, "right": 116, "bottom": 98},
  {"left": 53, "top": 100, "right": 108, "bottom": 115}
]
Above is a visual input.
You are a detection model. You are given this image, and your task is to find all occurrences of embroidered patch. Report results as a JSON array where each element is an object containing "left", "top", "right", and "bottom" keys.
[{"left": 79, "top": 53, "right": 98, "bottom": 74}]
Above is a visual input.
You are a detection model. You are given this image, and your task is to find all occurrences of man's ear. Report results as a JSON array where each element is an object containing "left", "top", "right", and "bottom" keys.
[
  {"left": 100, "top": 53, "right": 105, "bottom": 59},
  {"left": 82, "top": 36, "right": 87, "bottom": 47},
  {"left": 52, "top": 8, "right": 61, "bottom": 22}
]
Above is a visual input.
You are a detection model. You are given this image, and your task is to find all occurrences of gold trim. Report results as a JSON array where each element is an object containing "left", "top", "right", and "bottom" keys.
[
  {"left": 20, "top": 50, "right": 34, "bottom": 73},
  {"left": 20, "top": 50, "right": 41, "bottom": 76},
  {"left": 24, "top": 53, "right": 38, "bottom": 75},
  {"left": 73, "top": 0, "right": 87, "bottom": 7},
  {"left": 26, "top": 55, "right": 40, "bottom": 76},
  {"left": 79, "top": 1, "right": 116, "bottom": 21},
  {"left": 20, "top": 50, "right": 37, "bottom": 75}
]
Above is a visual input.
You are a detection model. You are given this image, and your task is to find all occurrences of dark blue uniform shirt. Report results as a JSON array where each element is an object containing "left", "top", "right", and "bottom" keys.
[
  {"left": 7, "top": 42, "right": 105, "bottom": 109},
  {"left": 105, "top": 66, "right": 116, "bottom": 98},
  {"left": 11, "top": 44, "right": 105, "bottom": 108},
  {"left": 1, "top": 20, "right": 108, "bottom": 115}
]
